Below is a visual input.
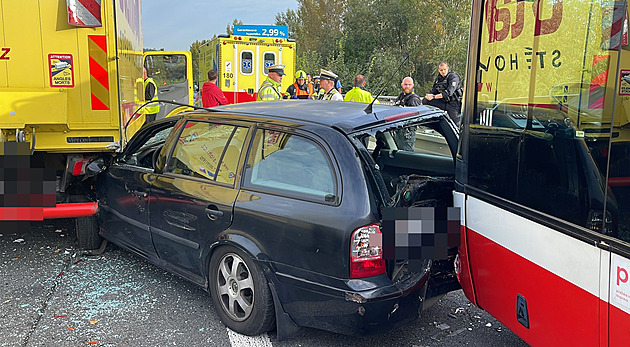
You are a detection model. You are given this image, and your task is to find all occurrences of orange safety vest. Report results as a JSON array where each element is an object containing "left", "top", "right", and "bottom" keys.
[
  {"left": 292, "top": 82, "right": 310, "bottom": 97},
  {"left": 306, "top": 82, "right": 314, "bottom": 96}
]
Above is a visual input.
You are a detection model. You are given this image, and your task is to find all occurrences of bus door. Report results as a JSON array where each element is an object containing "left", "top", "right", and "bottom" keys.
[
  {"left": 456, "top": 0, "right": 630, "bottom": 345},
  {"left": 143, "top": 51, "right": 193, "bottom": 119}
]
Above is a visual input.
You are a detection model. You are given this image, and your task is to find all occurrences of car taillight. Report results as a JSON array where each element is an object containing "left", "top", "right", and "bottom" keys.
[{"left": 350, "top": 223, "right": 385, "bottom": 278}]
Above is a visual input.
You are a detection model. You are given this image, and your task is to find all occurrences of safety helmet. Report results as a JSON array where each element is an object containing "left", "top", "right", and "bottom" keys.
[{"left": 295, "top": 70, "right": 306, "bottom": 80}]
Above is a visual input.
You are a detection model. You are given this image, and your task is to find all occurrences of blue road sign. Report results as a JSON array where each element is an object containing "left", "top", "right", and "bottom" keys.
[{"left": 233, "top": 25, "right": 289, "bottom": 38}]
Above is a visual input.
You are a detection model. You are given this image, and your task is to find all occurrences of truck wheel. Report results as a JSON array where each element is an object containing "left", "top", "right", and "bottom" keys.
[
  {"left": 209, "top": 246, "right": 275, "bottom": 335},
  {"left": 75, "top": 216, "right": 103, "bottom": 250}
]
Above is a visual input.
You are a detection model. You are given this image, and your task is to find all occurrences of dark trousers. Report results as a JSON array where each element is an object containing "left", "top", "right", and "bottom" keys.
[{"left": 424, "top": 99, "right": 461, "bottom": 126}]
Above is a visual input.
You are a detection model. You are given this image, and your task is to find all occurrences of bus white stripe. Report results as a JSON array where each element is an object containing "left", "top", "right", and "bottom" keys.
[{"left": 465, "top": 195, "right": 601, "bottom": 298}]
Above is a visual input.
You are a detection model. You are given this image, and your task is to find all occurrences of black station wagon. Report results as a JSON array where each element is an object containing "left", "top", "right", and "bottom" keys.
[{"left": 91, "top": 101, "right": 460, "bottom": 338}]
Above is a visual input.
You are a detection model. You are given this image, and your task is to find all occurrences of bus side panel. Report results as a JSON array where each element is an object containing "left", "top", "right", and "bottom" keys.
[
  {"left": 466, "top": 197, "right": 602, "bottom": 346},
  {"left": 453, "top": 192, "right": 477, "bottom": 305},
  {"left": 610, "top": 254, "right": 630, "bottom": 345}
]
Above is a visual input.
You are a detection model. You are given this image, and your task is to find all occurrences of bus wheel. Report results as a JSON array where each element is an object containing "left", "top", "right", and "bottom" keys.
[{"left": 75, "top": 216, "right": 103, "bottom": 250}]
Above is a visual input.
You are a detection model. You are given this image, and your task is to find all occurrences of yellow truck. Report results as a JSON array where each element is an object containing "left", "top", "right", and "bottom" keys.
[
  {"left": 198, "top": 27, "right": 296, "bottom": 103},
  {"left": 0, "top": 0, "right": 192, "bottom": 247},
  {"left": 477, "top": 0, "right": 630, "bottom": 179}
]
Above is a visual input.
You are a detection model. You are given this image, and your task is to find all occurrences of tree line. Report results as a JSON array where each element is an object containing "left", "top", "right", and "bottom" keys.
[
  {"left": 187, "top": 0, "right": 471, "bottom": 96},
  {"left": 275, "top": 0, "right": 471, "bottom": 95}
]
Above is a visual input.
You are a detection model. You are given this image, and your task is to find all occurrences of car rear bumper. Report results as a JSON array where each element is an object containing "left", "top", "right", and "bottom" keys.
[{"left": 269, "top": 268, "right": 431, "bottom": 335}]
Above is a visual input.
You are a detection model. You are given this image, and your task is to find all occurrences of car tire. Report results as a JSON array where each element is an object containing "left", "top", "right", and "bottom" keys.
[
  {"left": 209, "top": 246, "right": 275, "bottom": 335},
  {"left": 75, "top": 216, "right": 103, "bottom": 250}
]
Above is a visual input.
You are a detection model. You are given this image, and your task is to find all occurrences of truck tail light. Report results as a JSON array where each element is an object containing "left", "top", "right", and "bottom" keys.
[{"left": 350, "top": 223, "right": 385, "bottom": 278}]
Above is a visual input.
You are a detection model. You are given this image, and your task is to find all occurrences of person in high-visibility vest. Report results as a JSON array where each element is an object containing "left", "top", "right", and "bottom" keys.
[
  {"left": 286, "top": 70, "right": 311, "bottom": 99},
  {"left": 143, "top": 67, "right": 160, "bottom": 124},
  {"left": 257, "top": 64, "right": 285, "bottom": 101},
  {"left": 344, "top": 75, "right": 380, "bottom": 104},
  {"left": 318, "top": 69, "right": 343, "bottom": 101}
]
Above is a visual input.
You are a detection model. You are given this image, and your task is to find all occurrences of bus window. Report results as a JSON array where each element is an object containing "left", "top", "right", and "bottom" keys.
[{"left": 469, "top": 0, "right": 622, "bottom": 236}]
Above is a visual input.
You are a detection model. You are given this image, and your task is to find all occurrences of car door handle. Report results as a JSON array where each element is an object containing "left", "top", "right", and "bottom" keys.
[{"left": 205, "top": 205, "right": 224, "bottom": 221}]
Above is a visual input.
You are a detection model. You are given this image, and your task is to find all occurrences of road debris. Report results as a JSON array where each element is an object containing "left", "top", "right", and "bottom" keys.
[
  {"left": 448, "top": 327, "right": 467, "bottom": 337},
  {"left": 13, "top": 238, "right": 25, "bottom": 243},
  {"left": 436, "top": 323, "right": 450, "bottom": 331},
  {"left": 485, "top": 323, "right": 492, "bottom": 327}
]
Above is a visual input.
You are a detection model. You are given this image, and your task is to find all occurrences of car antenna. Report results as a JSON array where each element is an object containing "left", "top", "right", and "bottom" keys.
[{"left": 363, "top": 53, "right": 410, "bottom": 114}]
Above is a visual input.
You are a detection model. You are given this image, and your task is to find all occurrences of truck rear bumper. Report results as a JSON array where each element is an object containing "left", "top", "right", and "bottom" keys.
[{"left": 0, "top": 202, "right": 98, "bottom": 220}]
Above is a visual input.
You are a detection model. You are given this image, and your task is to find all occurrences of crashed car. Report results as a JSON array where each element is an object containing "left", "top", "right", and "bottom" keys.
[{"left": 89, "top": 101, "right": 460, "bottom": 338}]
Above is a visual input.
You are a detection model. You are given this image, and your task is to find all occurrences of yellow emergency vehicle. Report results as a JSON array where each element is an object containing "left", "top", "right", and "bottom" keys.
[
  {"left": 0, "top": 0, "right": 192, "bottom": 246},
  {"left": 198, "top": 30, "right": 296, "bottom": 103}
]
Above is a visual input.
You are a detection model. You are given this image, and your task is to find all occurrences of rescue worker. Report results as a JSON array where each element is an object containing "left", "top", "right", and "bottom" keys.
[
  {"left": 286, "top": 70, "right": 310, "bottom": 98},
  {"left": 393, "top": 76, "right": 421, "bottom": 150},
  {"left": 202, "top": 69, "right": 229, "bottom": 107},
  {"left": 344, "top": 75, "right": 379, "bottom": 103},
  {"left": 306, "top": 73, "right": 315, "bottom": 96},
  {"left": 423, "top": 61, "right": 463, "bottom": 125},
  {"left": 143, "top": 67, "right": 160, "bottom": 124},
  {"left": 257, "top": 64, "right": 285, "bottom": 101},
  {"left": 394, "top": 77, "right": 422, "bottom": 107},
  {"left": 318, "top": 69, "right": 343, "bottom": 101}
]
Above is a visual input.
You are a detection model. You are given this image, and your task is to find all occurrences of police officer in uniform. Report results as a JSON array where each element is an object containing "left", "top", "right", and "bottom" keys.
[
  {"left": 393, "top": 77, "right": 421, "bottom": 150},
  {"left": 257, "top": 64, "right": 285, "bottom": 101},
  {"left": 394, "top": 77, "right": 422, "bottom": 107},
  {"left": 318, "top": 69, "right": 343, "bottom": 101},
  {"left": 424, "top": 61, "right": 463, "bottom": 125}
]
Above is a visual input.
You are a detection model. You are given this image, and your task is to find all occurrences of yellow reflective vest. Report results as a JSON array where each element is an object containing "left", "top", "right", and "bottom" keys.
[{"left": 144, "top": 78, "right": 160, "bottom": 114}]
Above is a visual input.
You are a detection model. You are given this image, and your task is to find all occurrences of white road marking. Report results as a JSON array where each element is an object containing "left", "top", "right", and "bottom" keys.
[{"left": 227, "top": 328, "right": 273, "bottom": 347}]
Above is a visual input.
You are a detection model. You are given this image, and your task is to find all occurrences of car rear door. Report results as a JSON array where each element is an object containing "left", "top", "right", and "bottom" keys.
[{"left": 149, "top": 120, "right": 250, "bottom": 280}]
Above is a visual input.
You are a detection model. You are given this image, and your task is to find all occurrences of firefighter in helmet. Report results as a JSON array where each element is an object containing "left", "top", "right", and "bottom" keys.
[{"left": 286, "top": 70, "right": 311, "bottom": 99}]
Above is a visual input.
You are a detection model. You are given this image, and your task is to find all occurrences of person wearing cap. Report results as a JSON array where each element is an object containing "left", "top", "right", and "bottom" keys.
[
  {"left": 344, "top": 75, "right": 380, "bottom": 104},
  {"left": 257, "top": 64, "right": 285, "bottom": 101},
  {"left": 318, "top": 69, "right": 343, "bottom": 101},
  {"left": 286, "top": 70, "right": 311, "bottom": 98}
]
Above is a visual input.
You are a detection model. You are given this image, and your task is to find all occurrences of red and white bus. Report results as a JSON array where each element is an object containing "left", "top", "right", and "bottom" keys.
[{"left": 456, "top": 0, "right": 630, "bottom": 345}]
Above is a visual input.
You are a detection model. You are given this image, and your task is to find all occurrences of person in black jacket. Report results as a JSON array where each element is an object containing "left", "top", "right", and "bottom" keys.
[
  {"left": 393, "top": 77, "right": 422, "bottom": 150},
  {"left": 394, "top": 77, "right": 422, "bottom": 106},
  {"left": 424, "top": 61, "right": 463, "bottom": 125}
]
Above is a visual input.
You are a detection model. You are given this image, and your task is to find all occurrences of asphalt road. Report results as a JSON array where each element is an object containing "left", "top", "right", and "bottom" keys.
[{"left": 0, "top": 221, "right": 528, "bottom": 347}]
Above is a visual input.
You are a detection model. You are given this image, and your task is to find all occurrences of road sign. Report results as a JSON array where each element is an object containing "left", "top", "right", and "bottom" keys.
[{"left": 233, "top": 25, "right": 288, "bottom": 38}]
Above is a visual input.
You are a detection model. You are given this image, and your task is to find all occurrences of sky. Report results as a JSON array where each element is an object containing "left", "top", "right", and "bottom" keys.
[{"left": 142, "top": 0, "right": 298, "bottom": 51}]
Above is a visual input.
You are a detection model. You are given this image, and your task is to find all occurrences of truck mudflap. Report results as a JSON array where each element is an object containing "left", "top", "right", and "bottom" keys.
[{"left": 0, "top": 202, "right": 98, "bottom": 221}]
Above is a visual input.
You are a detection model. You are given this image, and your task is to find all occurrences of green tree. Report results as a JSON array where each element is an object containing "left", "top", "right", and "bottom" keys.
[
  {"left": 190, "top": 39, "right": 210, "bottom": 84},
  {"left": 226, "top": 19, "right": 244, "bottom": 35}
]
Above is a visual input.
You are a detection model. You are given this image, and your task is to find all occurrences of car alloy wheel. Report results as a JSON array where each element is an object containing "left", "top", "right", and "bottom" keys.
[
  {"left": 216, "top": 252, "right": 254, "bottom": 321},
  {"left": 209, "top": 246, "right": 275, "bottom": 335}
]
